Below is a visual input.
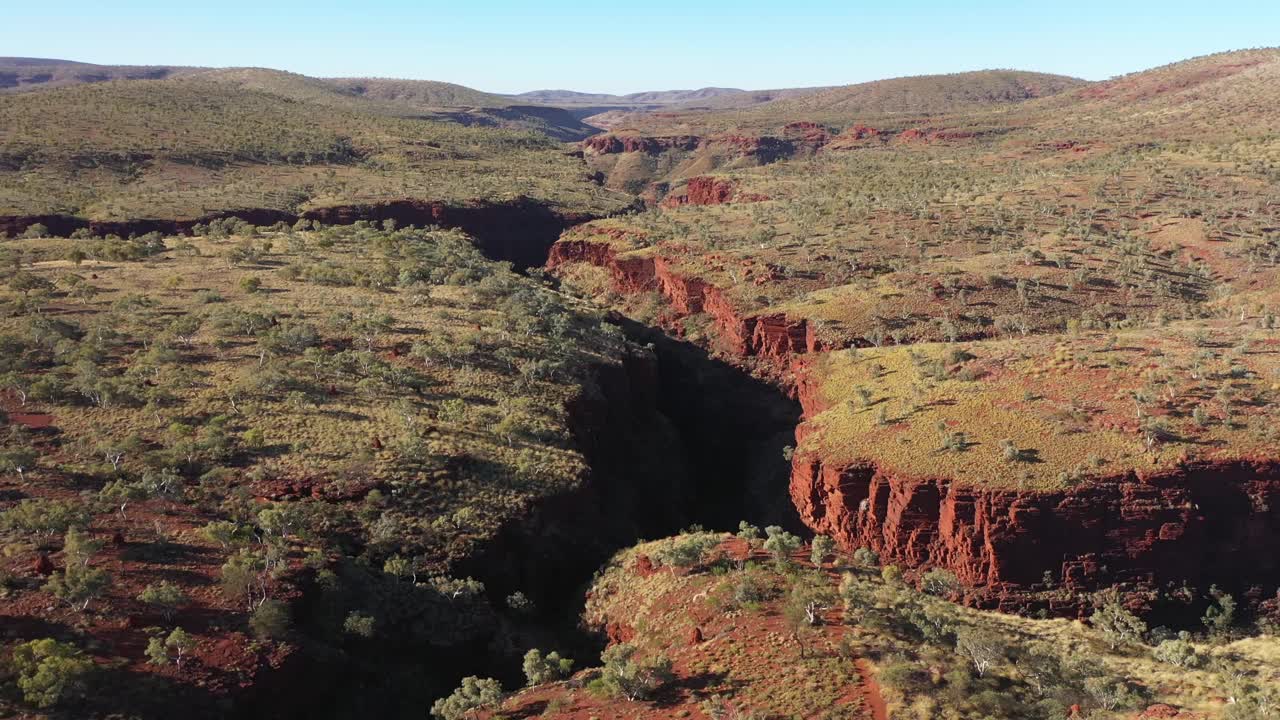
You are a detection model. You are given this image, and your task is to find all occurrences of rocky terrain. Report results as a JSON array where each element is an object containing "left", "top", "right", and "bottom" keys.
[{"left": 1, "top": 47, "right": 1279, "bottom": 720}]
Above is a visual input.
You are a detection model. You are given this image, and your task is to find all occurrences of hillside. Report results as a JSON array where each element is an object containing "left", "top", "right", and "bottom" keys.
[
  {"left": 0, "top": 57, "right": 202, "bottom": 92},
  {"left": 479, "top": 534, "right": 1279, "bottom": 720},
  {"left": 548, "top": 47, "right": 1280, "bottom": 618},
  {"left": 3, "top": 44, "right": 1280, "bottom": 720},
  {"left": 0, "top": 76, "right": 629, "bottom": 228},
  {"left": 0, "top": 222, "right": 693, "bottom": 717}
]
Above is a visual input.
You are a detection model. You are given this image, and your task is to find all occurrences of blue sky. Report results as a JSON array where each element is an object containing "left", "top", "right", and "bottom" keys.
[{"left": 5, "top": 1, "right": 1277, "bottom": 94}]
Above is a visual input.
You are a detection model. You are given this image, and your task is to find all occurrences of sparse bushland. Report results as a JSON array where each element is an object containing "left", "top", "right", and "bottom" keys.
[
  {"left": 480, "top": 535, "right": 1278, "bottom": 720},
  {"left": 0, "top": 223, "right": 657, "bottom": 715}
]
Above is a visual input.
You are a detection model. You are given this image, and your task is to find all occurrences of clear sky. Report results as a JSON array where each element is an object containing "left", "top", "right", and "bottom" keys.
[{"left": 4, "top": 1, "right": 1277, "bottom": 94}]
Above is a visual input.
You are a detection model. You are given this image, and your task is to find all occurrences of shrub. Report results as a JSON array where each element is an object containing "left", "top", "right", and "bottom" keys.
[
  {"left": 920, "top": 568, "right": 961, "bottom": 597},
  {"left": 10, "top": 638, "right": 93, "bottom": 708},
  {"left": 653, "top": 532, "right": 720, "bottom": 569},
  {"left": 598, "top": 643, "right": 672, "bottom": 701},
  {"left": 522, "top": 648, "right": 573, "bottom": 686},
  {"left": 810, "top": 535, "right": 835, "bottom": 565},
  {"left": 1153, "top": 633, "right": 1203, "bottom": 668},
  {"left": 430, "top": 676, "right": 503, "bottom": 720},
  {"left": 137, "top": 581, "right": 188, "bottom": 621},
  {"left": 250, "top": 598, "right": 290, "bottom": 640},
  {"left": 1202, "top": 586, "right": 1237, "bottom": 636},
  {"left": 343, "top": 611, "right": 376, "bottom": 638},
  {"left": 763, "top": 526, "right": 802, "bottom": 566},
  {"left": 1091, "top": 599, "right": 1147, "bottom": 649},
  {"left": 852, "top": 547, "right": 880, "bottom": 567},
  {"left": 45, "top": 564, "right": 111, "bottom": 611},
  {"left": 505, "top": 591, "right": 535, "bottom": 614}
]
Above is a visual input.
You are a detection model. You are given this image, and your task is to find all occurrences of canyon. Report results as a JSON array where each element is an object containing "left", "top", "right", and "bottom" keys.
[{"left": 544, "top": 231, "right": 1280, "bottom": 626}]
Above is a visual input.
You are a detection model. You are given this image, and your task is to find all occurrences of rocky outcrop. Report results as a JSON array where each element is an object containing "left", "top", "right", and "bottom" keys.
[
  {"left": 548, "top": 239, "right": 818, "bottom": 364},
  {"left": 788, "top": 364, "right": 1280, "bottom": 619},
  {"left": 582, "top": 134, "right": 702, "bottom": 155},
  {"left": 663, "top": 176, "right": 735, "bottom": 207}
]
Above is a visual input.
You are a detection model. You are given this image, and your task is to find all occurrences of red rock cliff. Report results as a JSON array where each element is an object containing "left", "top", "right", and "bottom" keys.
[
  {"left": 547, "top": 238, "right": 819, "bottom": 365},
  {"left": 787, "top": 364, "right": 1280, "bottom": 617}
]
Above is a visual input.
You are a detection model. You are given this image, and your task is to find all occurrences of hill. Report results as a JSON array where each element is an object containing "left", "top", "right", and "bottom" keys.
[
  {"left": 0, "top": 222, "right": 688, "bottom": 716},
  {"left": 0, "top": 76, "right": 629, "bottom": 228},
  {"left": 0, "top": 57, "right": 202, "bottom": 92},
  {"left": 480, "top": 534, "right": 1279, "bottom": 720},
  {"left": 548, "top": 47, "right": 1280, "bottom": 616}
]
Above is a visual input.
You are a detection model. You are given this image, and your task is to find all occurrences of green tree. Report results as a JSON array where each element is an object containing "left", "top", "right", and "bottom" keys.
[
  {"left": 45, "top": 563, "right": 111, "bottom": 611},
  {"left": 0, "top": 445, "right": 37, "bottom": 479},
  {"left": 137, "top": 581, "right": 188, "bottom": 621},
  {"left": 763, "top": 525, "right": 802, "bottom": 567},
  {"left": 1202, "top": 586, "right": 1237, "bottom": 636},
  {"left": 1, "top": 498, "right": 88, "bottom": 539},
  {"left": 522, "top": 648, "right": 573, "bottom": 686},
  {"left": 10, "top": 638, "right": 93, "bottom": 708},
  {"left": 597, "top": 643, "right": 672, "bottom": 702},
  {"left": 61, "top": 527, "right": 102, "bottom": 567},
  {"left": 920, "top": 568, "right": 961, "bottom": 597},
  {"left": 430, "top": 676, "right": 503, "bottom": 720},
  {"left": 1153, "top": 632, "right": 1203, "bottom": 668},
  {"left": 810, "top": 535, "right": 835, "bottom": 566},
  {"left": 1091, "top": 599, "right": 1147, "bottom": 650},
  {"left": 166, "top": 628, "right": 196, "bottom": 667},
  {"left": 250, "top": 598, "right": 290, "bottom": 640},
  {"left": 343, "top": 611, "right": 376, "bottom": 638},
  {"left": 955, "top": 627, "right": 1007, "bottom": 677}
]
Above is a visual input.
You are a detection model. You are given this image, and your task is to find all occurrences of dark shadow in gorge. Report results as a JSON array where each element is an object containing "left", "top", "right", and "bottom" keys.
[{"left": 610, "top": 315, "right": 806, "bottom": 534}]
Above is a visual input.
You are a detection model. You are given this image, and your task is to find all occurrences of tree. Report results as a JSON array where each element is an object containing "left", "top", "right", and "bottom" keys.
[
  {"left": 0, "top": 444, "right": 38, "bottom": 479},
  {"left": 784, "top": 573, "right": 836, "bottom": 657},
  {"left": 60, "top": 527, "right": 102, "bottom": 568},
  {"left": 201, "top": 520, "right": 249, "bottom": 549},
  {"left": 506, "top": 591, "right": 534, "bottom": 614},
  {"left": 343, "top": 611, "right": 376, "bottom": 638},
  {"left": 430, "top": 576, "right": 484, "bottom": 601},
  {"left": 1091, "top": 599, "right": 1147, "bottom": 650},
  {"left": 250, "top": 598, "right": 290, "bottom": 640},
  {"left": 45, "top": 563, "right": 111, "bottom": 611},
  {"left": 221, "top": 549, "right": 268, "bottom": 609},
  {"left": 430, "top": 676, "right": 503, "bottom": 720},
  {"left": 1083, "top": 676, "right": 1141, "bottom": 712},
  {"left": 99, "top": 478, "right": 151, "bottom": 518},
  {"left": 10, "top": 638, "right": 93, "bottom": 708},
  {"left": 598, "top": 643, "right": 673, "bottom": 701},
  {"left": 137, "top": 581, "right": 188, "bottom": 621},
  {"left": 955, "top": 627, "right": 1007, "bottom": 677},
  {"left": 1202, "top": 586, "right": 1237, "bottom": 636},
  {"left": 654, "top": 532, "right": 720, "bottom": 569},
  {"left": 810, "top": 535, "right": 835, "bottom": 566},
  {"left": 763, "top": 526, "right": 802, "bottom": 567},
  {"left": 522, "top": 648, "right": 573, "bottom": 686},
  {"left": 382, "top": 553, "right": 415, "bottom": 582},
  {"left": 852, "top": 547, "right": 880, "bottom": 568},
  {"left": 920, "top": 568, "right": 961, "bottom": 597},
  {"left": 1, "top": 498, "right": 88, "bottom": 539},
  {"left": 166, "top": 628, "right": 196, "bottom": 667},
  {"left": 1153, "top": 632, "right": 1203, "bottom": 668}
]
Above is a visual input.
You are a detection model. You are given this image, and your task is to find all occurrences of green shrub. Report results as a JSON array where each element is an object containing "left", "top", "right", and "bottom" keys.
[
  {"left": 522, "top": 648, "right": 573, "bottom": 686},
  {"left": 250, "top": 598, "right": 291, "bottom": 640},
  {"left": 430, "top": 676, "right": 503, "bottom": 720},
  {"left": 10, "top": 638, "right": 93, "bottom": 708}
]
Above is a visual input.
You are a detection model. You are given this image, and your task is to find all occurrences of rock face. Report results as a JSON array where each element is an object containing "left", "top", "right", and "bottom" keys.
[
  {"left": 663, "top": 176, "right": 735, "bottom": 207},
  {"left": 547, "top": 238, "right": 818, "bottom": 364},
  {"left": 788, "top": 364, "right": 1280, "bottom": 618},
  {"left": 582, "top": 134, "right": 702, "bottom": 155}
]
